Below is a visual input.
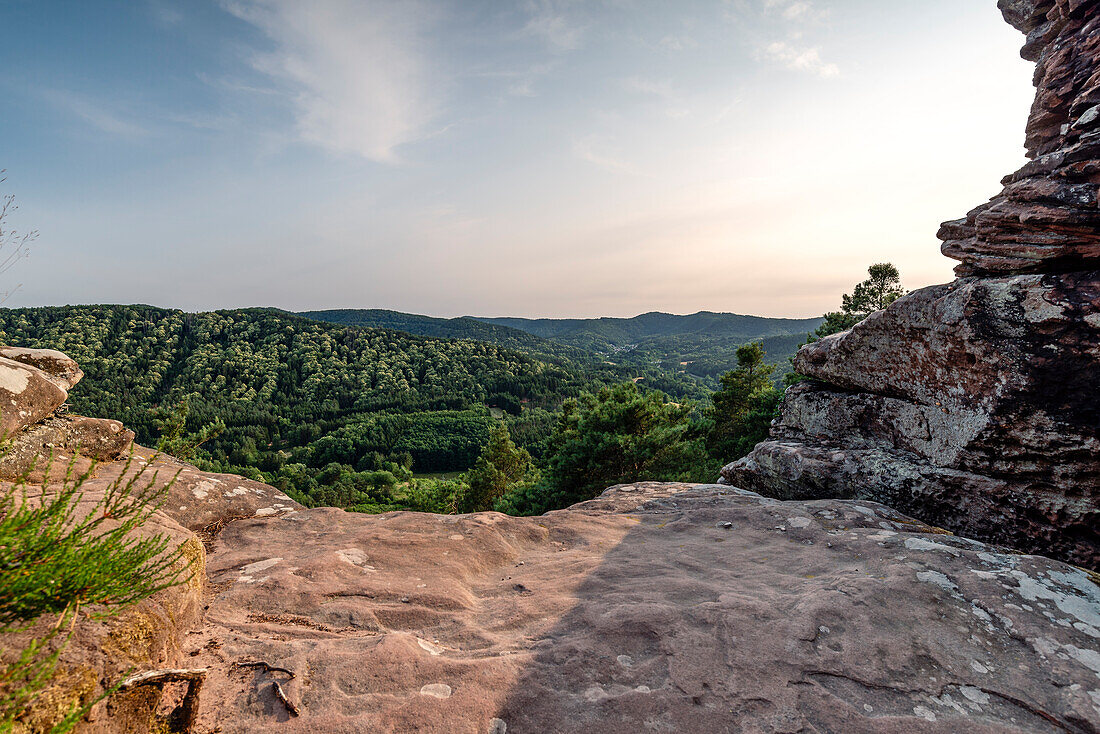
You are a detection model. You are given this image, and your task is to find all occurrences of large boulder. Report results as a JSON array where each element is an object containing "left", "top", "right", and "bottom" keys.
[
  {"left": 0, "top": 346, "right": 83, "bottom": 391},
  {"left": 181, "top": 482, "right": 1100, "bottom": 733},
  {"left": 0, "top": 356, "right": 70, "bottom": 438},
  {"left": 0, "top": 415, "right": 136, "bottom": 481},
  {"left": 727, "top": 0, "right": 1100, "bottom": 569},
  {"left": 0, "top": 344, "right": 88, "bottom": 438}
]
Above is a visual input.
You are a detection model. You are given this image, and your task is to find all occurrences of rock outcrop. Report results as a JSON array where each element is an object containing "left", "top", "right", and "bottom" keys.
[
  {"left": 184, "top": 481, "right": 1100, "bottom": 733},
  {"left": 939, "top": 0, "right": 1100, "bottom": 276},
  {"left": 3, "top": 349, "right": 1099, "bottom": 732},
  {"left": 0, "top": 352, "right": 72, "bottom": 438},
  {"left": 723, "top": 0, "right": 1100, "bottom": 569}
]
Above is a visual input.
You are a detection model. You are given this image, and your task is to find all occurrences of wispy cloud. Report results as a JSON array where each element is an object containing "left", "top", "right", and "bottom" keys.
[
  {"left": 148, "top": 0, "right": 184, "bottom": 27},
  {"left": 573, "top": 134, "right": 643, "bottom": 176},
  {"left": 764, "top": 0, "right": 828, "bottom": 23},
  {"left": 523, "top": 0, "right": 587, "bottom": 51},
  {"left": 762, "top": 41, "right": 839, "bottom": 77},
  {"left": 728, "top": 0, "right": 839, "bottom": 78},
  {"left": 222, "top": 0, "right": 440, "bottom": 163},
  {"left": 41, "top": 89, "right": 150, "bottom": 137}
]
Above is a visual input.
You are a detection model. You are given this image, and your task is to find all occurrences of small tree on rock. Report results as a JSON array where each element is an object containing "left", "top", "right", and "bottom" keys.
[{"left": 812, "top": 262, "right": 906, "bottom": 341}]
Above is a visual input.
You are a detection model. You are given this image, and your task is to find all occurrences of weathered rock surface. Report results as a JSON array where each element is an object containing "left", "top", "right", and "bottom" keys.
[
  {"left": 0, "top": 344, "right": 88, "bottom": 439},
  {"left": 0, "top": 415, "right": 135, "bottom": 480},
  {"left": 0, "top": 355, "right": 69, "bottom": 438},
  {"left": 939, "top": 0, "right": 1100, "bottom": 276},
  {"left": 172, "top": 482, "right": 1100, "bottom": 733},
  {"left": 726, "top": 0, "right": 1100, "bottom": 569},
  {"left": 0, "top": 346, "right": 83, "bottom": 391}
]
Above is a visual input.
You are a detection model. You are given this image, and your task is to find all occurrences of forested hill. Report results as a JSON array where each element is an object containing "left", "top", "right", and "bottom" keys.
[
  {"left": 296, "top": 309, "right": 593, "bottom": 364},
  {"left": 0, "top": 305, "right": 630, "bottom": 481},
  {"left": 477, "top": 311, "right": 822, "bottom": 349},
  {"left": 476, "top": 311, "right": 823, "bottom": 380},
  {"left": 296, "top": 308, "right": 719, "bottom": 397},
  {"left": 298, "top": 308, "right": 822, "bottom": 385}
]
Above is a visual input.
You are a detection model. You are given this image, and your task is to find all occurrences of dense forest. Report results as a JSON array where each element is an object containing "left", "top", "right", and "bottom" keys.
[
  {"left": 0, "top": 305, "right": 638, "bottom": 503},
  {"left": 0, "top": 264, "right": 899, "bottom": 515},
  {"left": 303, "top": 308, "right": 822, "bottom": 389},
  {"left": 296, "top": 309, "right": 594, "bottom": 365}
]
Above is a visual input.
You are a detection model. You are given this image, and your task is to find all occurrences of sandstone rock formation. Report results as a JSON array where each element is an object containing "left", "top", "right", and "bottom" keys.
[
  {"left": 940, "top": 0, "right": 1100, "bottom": 275},
  {"left": 2, "top": 348, "right": 1099, "bottom": 732},
  {"left": 723, "top": 0, "right": 1099, "bottom": 569},
  {"left": 185, "top": 481, "right": 1100, "bottom": 733},
  {"left": 0, "top": 352, "right": 71, "bottom": 437}
]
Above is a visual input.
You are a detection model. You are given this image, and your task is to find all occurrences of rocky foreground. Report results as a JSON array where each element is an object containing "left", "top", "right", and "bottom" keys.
[
  {"left": 2, "top": 345, "right": 1098, "bottom": 732},
  {"left": 189, "top": 482, "right": 1100, "bottom": 734}
]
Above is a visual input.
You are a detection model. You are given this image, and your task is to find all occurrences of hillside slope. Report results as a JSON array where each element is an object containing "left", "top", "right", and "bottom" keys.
[
  {"left": 0, "top": 305, "right": 629, "bottom": 496},
  {"left": 296, "top": 308, "right": 719, "bottom": 396},
  {"left": 301, "top": 308, "right": 823, "bottom": 384},
  {"left": 297, "top": 308, "right": 596, "bottom": 364},
  {"left": 479, "top": 311, "right": 823, "bottom": 379},
  {"left": 478, "top": 310, "right": 822, "bottom": 345}
]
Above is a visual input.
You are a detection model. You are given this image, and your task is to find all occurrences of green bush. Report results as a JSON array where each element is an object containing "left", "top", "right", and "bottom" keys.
[
  {"left": 501, "top": 382, "right": 709, "bottom": 515},
  {"left": 0, "top": 454, "right": 189, "bottom": 732}
]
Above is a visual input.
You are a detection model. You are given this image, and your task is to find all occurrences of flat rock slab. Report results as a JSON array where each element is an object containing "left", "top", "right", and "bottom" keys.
[{"left": 187, "top": 482, "right": 1100, "bottom": 733}]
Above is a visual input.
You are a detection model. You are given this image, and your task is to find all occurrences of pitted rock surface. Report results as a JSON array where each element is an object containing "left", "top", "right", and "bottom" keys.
[
  {"left": 0, "top": 415, "right": 135, "bottom": 480},
  {"left": 92, "top": 445, "right": 304, "bottom": 534},
  {"left": 180, "top": 483, "right": 1100, "bottom": 733},
  {"left": 728, "top": 0, "right": 1100, "bottom": 568}
]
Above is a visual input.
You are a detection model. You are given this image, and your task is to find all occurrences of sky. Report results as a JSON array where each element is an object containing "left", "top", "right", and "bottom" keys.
[{"left": 1, "top": 0, "right": 1034, "bottom": 318}]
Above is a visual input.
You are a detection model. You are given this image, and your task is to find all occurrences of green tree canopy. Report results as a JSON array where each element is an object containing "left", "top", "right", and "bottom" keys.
[
  {"left": 706, "top": 343, "right": 781, "bottom": 463},
  {"left": 841, "top": 262, "right": 906, "bottom": 317},
  {"left": 814, "top": 262, "right": 906, "bottom": 340},
  {"left": 457, "top": 423, "right": 538, "bottom": 513},
  {"left": 500, "top": 382, "right": 708, "bottom": 515}
]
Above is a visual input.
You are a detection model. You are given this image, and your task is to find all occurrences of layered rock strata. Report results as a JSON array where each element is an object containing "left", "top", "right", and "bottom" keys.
[
  {"left": 940, "top": 0, "right": 1100, "bottom": 275},
  {"left": 723, "top": 0, "right": 1100, "bottom": 569}
]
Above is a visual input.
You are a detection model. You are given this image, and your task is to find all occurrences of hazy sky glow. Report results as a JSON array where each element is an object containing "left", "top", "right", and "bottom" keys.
[{"left": 2, "top": 0, "right": 1033, "bottom": 318}]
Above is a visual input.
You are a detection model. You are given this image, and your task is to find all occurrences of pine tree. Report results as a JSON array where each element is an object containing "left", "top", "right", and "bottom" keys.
[
  {"left": 457, "top": 423, "right": 536, "bottom": 513},
  {"left": 707, "top": 343, "right": 780, "bottom": 463}
]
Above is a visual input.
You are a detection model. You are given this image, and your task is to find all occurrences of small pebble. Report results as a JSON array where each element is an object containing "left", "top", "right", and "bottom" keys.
[
  {"left": 716, "top": 521, "right": 733, "bottom": 529},
  {"left": 420, "top": 683, "right": 452, "bottom": 699},
  {"left": 400, "top": 596, "right": 410, "bottom": 603}
]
